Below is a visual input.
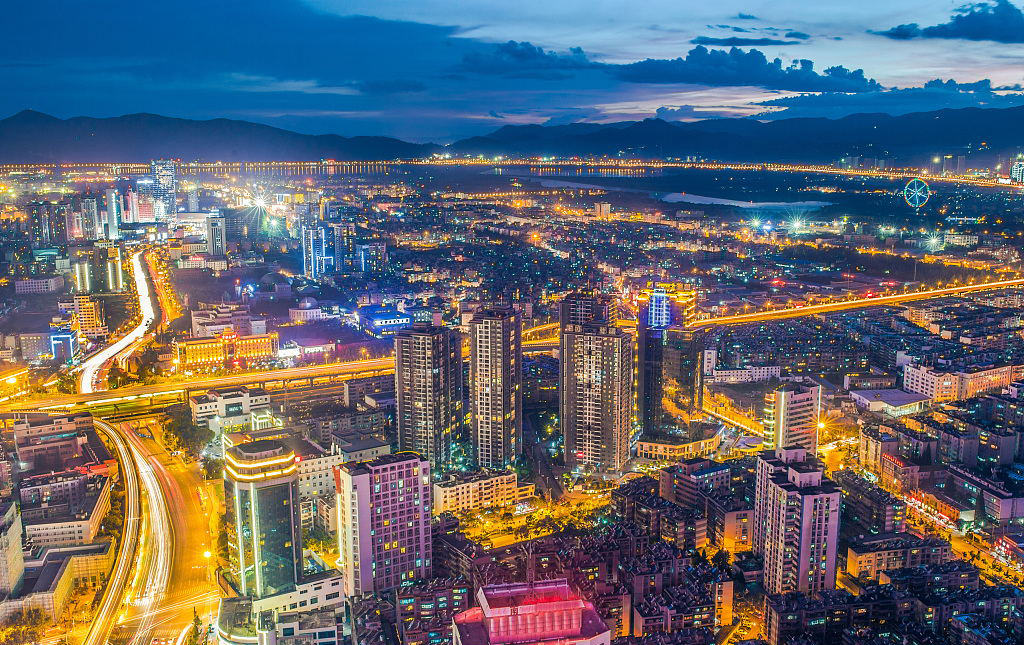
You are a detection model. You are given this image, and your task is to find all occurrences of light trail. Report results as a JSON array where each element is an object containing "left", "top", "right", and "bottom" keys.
[
  {"left": 79, "top": 249, "right": 157, "bottom": 394},
  {"left": 83, "top": 419, "right": 142, "bottom": 645}
]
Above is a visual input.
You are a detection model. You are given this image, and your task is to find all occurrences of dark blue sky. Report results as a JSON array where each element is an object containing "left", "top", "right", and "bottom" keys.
[{"left": 4, "top": 0, "right": 1024, "bottom": 141}]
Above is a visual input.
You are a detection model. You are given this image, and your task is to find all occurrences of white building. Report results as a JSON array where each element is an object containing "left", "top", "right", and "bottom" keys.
[
  {"left": 189, "top": 387, "right": 272, "bottom": 434},
  {"left": 902, "top": 363, "right": 1015, "bottom": 402},
  {"left": 762, "top": 383, "right": 821, "bottom": 453},
  {"left": 433, "top": 470, "right": 535, "bottom": 515},
  {"left": 15, "top": 276, "right": 64, "bottom": 294},
  {"left": 753, "top": 447, "right": 840, "bottom": 596},
  {"left": 711, "top": 365, "right": 781, "bottom": 384}
]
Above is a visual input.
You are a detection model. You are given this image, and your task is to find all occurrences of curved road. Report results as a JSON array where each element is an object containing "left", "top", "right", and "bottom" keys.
[
  {"left": 79, "top": 250, "right": 158, "bottom": 394},
  {"left": 83, "top": 419, "right": 142, "bottom": 645}
]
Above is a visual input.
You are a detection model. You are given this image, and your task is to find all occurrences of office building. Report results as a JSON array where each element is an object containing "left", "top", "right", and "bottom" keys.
[
  {"left": 560, "top": 321, "right": 633, "bottom": 474},
  {"left": 301, "top": 224, "right": 333, "bottom": 279},
  {"left": 79, "top": 198, "right": 100, "bottom": 240},
  {"left": 469, "top": 307, "right": 522, "bottom": 470},
  {"left": 225, "top": 439, "right": 302, "bottom": 598},
  {"left": 763, "top": 383, "right": 822, "bottom": 453},
  {"left": 61, "top": 294, "right": 107, "bottom": 340},
  {"left": 753, "top": 447, "right": 840, "bottom": 595},
  {"left": 395, "top": 323, "right": 462, "bottom": 473},
  {"left": 329, "top": 221, "right": 357, "bottom": 270},
  {"left": 103, "top": 189, "right": 120, "bottom": 240},
  {"left": 637, "top": 285, "right": 701, "bottom": 432},
  {"left": 452, "top": 579, "right": 612, "bottom": 645},
  {"left": 149, "top": 159, "right": 176, "bottom": 217},
  {"left": 206, "top": 214, "right": 226, "bottom": 257},
  {"left": 334, "top": 452, "right": 432, "bottom": 596}
]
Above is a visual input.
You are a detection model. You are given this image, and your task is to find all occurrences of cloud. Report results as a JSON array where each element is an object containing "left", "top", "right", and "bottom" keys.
[
  {"left": 755, "top": 77, "right": 1024, "bottom": 119},
  {"left": 654, "top": 105, "right": 702, "bottom": 120},
  {"left": 785, "top": 31, "right": 811, "bottom": 40},
  {"left": 735, "top": 13, "right": 759, "bottom": 20},
  {"left": 875, "top": 0, "right": 1024, "bottom": 43},
  {"left": 458, "top": 40, "right": 595, "bottom": 76},
  {"left": 613, "top": 46, "right": 880, "bottom": 93},
  {"left": 356, "top": 80, "right": 428, "bottom": 94},
  {"left": 691, "top": 37, "right": 800, "bottom": 46}
]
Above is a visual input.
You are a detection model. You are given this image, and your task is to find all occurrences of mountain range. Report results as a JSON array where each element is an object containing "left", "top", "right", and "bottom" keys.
[{"left": 2, "top": 106, "right": 1022, "bottom": 164}]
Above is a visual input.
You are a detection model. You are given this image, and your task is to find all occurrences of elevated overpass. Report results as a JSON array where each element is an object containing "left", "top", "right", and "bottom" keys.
[{"left": 6, "top": 277, "right": 1023, "bottom": 414}]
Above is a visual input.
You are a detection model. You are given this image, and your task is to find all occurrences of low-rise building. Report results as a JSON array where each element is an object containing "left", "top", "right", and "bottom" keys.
[
  {"left": 22, "top": 475, "right": 112, "bottom": 547},
  {"left": 189, "top": 386, "right": 272, "bottom": 434},
  {"left": 433, "top": 470, "right": 534, "bottom": 515},
  {"left": 173, "top": 330, "right": 279, "bottom": 370},
  {"left": 845, "top": 533, "right": 952, "bottom": 581}
]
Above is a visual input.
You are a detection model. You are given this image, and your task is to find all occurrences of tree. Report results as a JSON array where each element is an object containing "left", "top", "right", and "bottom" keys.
[
  {"left": 712, "top": 549, "right": 731, "bottom": 569},
  {"left": 186, "top": 608, "right": 202, "bottom": 645},
  {"left": 0, "top": 609, "right": 46, "bottom": 645},
  {"left": 164, "top": 403, "right": 214, "bottom": 458},
  {"left": 202, "top": 457, "right": 224, "bottom": 480}
]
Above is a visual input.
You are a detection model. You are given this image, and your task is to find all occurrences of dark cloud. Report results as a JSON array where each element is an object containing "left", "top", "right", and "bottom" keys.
[
  {"left": 613, "top": 46, "right": 880, "bottom": 93},
  {"left": 655, "top": 105, "right": 702, "bottom": 120},
  {"left": 875, "top": 0, "right": 1024, "bottom": 43},
  {"left": 756, "top": 77, "right": 1024, "bottom": 119},
  {"left": 785, "top": 31, "right": 811, "bottom": 40},
  {"left": 458, "top": 40, "right": 594, "bottom": 76},
  {"left": 691, "top": 36, "right": 800, "bottom": 46},
  {"left": 735, "top": 13, "right": 759, "bottom": 20}
]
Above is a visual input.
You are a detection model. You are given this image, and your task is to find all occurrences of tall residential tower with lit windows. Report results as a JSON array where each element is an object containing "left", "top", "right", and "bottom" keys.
[{"left": 469, "top": 307, "right": 522, "bottom": 470}]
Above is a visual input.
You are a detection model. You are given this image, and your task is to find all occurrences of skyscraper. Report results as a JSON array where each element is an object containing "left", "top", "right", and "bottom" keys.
[
  {"left": 149, "top": 159, "right": 177, "bottom": 218},
  {"left": 560, "top": 321, "right": 633, "bottom": 474},
  {"left": 636, "top": 285, "right": 700, "bottom": 433},
  {"left": 334, "top": 452, "right": 432, "bottom": 596},
  {"left": 104, "top": 188, "right": 120, "bottom": 240},
  {"left": 395, "top": 323, "right": 462, "bottom": 473},
  {"left": 301, "top": 225, "right": 333, "bottom": 279},
  {"left": 329, "top": 221, "right": 357, "bottom": 270},
  {"left": 0, "top": 500, "right": 24, "bottom": 598},
  {"left": 753, "top": 447, "right": 840, "bottom": 596},
  {"left": 469, "top": 307, "right": 522, "bottom": 470},
  {"left": 206, "top": 215, "right": 226, "bottom": 258},
  {"left": 763, "top": 383, "right": 822, "bottom": 453},
  {"left": 225, "top": 439, "right": 302, "bottom": 598}
]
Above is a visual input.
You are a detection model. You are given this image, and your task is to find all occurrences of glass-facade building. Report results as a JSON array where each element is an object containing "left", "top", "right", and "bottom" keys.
[{"left": 225, "top": 439, "right": 301, "bottom": 598}]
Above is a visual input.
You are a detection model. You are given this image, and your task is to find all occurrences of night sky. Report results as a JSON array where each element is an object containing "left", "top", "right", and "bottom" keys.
[{"left": 5, "top": 0, "right": 1024, "bottom": 141}]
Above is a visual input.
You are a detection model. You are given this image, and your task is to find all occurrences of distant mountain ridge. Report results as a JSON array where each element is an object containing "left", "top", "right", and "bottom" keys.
[
  {"left": 0, "top": 110, "right": 438, "bottom": 163},
  {"left": 2, "top": 105, "right": 1024, "bottom": 164},
  {"left": 451, "top": 106, "right": 1024, "bottom": 165}
]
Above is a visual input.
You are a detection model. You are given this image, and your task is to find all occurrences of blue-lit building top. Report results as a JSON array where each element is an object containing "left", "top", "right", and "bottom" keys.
[{"left": 358, "top": 306, "right": 412, "bottom": 337}]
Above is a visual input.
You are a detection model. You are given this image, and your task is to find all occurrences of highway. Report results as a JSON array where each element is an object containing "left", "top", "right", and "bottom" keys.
[
  {"left": 82, "top": 419, "right": 142, "bottom": 645},
  {"left": 79, "top": 250, "right": 158, "bottom": 394},
  {"left": 689, "top": 277, "right": 1024, "bottom": 328}
]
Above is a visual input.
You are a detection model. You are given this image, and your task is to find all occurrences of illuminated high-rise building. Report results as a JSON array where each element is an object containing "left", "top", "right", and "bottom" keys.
[
  {"left": 395, "top": 323, "right": 462, "bottom": 473},
  {"left": 28, "top": 201, "right": 67, "bottom": 248},
  {"left": 206, "top": 214, "right": 226, "bottom": 258},
  {"left": 469, "top": 307, "right": 522, "bottom": 470},
  {"left": 334, "top": 452, "right": 432, "bottom": 596},
  {"left": 560, "top": 321, "right": 632, "bottom": 474},
  {"left": 637, "top": 285, "right": 701, "bottom": 433},
  {"left": 225, "top": 439, "right": 302, "bottom": 598},
  {"left": 763, "top": 383, "right": 822, "bottom": 453},
  {"left": 753, "top": 447, "right": 840, "bottom": 596},
  {"left": 329, "top": 221, "right": 357, "bottom": 270},
  {"left": 70, "top": 245, "right": 124, "bottom": 294},
  {"left": 1011, "top": 161, "right": 1024, "bottom": 184},
  {"left": 104, "top": 189, "right": 120, "bottom": 240},
  {"left": 149, "top": 159, "right": 177, "bottom": 218},
  {"left": 301, "top": 225, "right": 333, "bottom": 279},
  {"left": 558, "top": 292, "right": 617, "bottom": 327},
  {"left": 80, "top": 198, "right": 100, "bottom": 240}
]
